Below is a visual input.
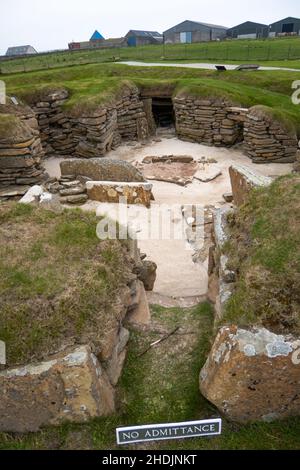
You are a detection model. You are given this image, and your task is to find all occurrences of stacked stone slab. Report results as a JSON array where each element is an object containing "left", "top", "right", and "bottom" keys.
[
  {"left": 117, "top": 88, "right": 149, "bottom": 141},
  {"left": 29, "top": 85, "right": 149, "bottom": 159},
  {"left": 174, "top": 97, "right": 245, "bottom": 147},
  {"left": 32, "top": 89, "right": 76, "bottom": 156},
  {"left": 244, "top": 106, "right": 298, "bottom": 163},
  {"left": 0, "top": 103, "right": 45, "bottom": 193},
  {"left": 71, "top": 107, "right": 118, "bottom": 158}
]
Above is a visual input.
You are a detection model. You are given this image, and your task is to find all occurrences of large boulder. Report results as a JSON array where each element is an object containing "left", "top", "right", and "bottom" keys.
[
  {"left": 200, "top": 325, "right": 300, "bottom": 423},
  {"left": 60, "top": 158, "right": 145, "bottom": 183},
  {"left": 0, "top": 345, "right": 115, "bottom": 432}
]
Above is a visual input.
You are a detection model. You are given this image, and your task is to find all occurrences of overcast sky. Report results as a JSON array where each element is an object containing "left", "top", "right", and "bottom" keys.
[{"left": 0, "top": 0, "right": 298, "bottom": 54}]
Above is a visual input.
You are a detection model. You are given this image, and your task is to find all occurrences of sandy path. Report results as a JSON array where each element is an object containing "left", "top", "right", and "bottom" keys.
[
  {"left": 43, "top": 138, "right": 292, "bottom": 300},
  {"left": 120, "top": 61, "right": 300, "bottom": 72}
]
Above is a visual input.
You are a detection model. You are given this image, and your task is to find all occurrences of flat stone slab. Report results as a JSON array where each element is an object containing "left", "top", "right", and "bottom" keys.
[
  {"left": 0, "top": 185, "right": 30, "bottom": 197},
  {"left": 139, "top": 160, "right": 197, "bottom": 186},
  {"left": 86, "top": 181, "right": 153, "bottom": 207},
  {"left": 193, "top": 166, "right": 222, "bottom": 182},
  {"left": 229, "top": 164, "right": 272, "bottom": 206},
  {"left": 60, "top": 158, "right": 145, "bottom": 183}
]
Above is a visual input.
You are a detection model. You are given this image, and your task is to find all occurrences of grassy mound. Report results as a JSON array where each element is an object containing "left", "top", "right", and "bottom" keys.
[
  {"left": 3, "top": 63, "right": 300, "bottom": 135},
  {"left": 0, "top": 203, "right": 134, "bottom": 367},
  {"left": 223, "top": 175, "right": 300, "bottom": 334},
  {"left": 0, "top": 114, "right": 32, "bottom": 142}
]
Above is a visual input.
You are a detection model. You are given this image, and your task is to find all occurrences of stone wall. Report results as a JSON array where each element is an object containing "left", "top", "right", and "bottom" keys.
[
  {"left": 30, "top": 86, "right": 149, "bottom": 158},
  {"left": 229, "top": 164, "right": 272, "bottom": 207},
  {"left": 202, "top": 167, "right": 300, "bottom": 423},
  {"left": 0, "top": 102, "right": 45, "bottom": 195},
  {"left": 174, "top": 97, "right": 246, "bottom": 147},
  {"left": 244, "top": 106, "right": 298, "bottom": 163}
]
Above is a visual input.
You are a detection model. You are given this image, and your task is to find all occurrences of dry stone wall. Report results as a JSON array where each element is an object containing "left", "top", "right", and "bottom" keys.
[
  {"left": 174, "top": 97, "right": 246, "bottom": 147},
  {"left": 244, "top": 106, "right": 298, "bottom": 163},
  {"left": 0, "top": 103, "right": 45, "bottom": 194},
  {"left": 30, "top": 86, "right": 149, "bottom": 159}
]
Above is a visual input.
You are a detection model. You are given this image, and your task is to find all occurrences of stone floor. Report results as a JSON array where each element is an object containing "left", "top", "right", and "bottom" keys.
[{"left": 42, "top": 137, "right": 293, "bottom": 302}]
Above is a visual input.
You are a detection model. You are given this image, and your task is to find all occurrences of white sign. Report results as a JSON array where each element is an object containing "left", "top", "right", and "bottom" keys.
[
  {"left": 0, "top": 341, "right": 6, "bottom": 365},
  {"left": 0, "top": 80, "right": 5, "bottom": 105},
  {"left": 116, "top": 418, "right": 222, "bottom": 445}
]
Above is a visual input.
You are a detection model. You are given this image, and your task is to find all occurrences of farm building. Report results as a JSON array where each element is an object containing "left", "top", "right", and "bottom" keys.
[
  {"left": 163, "top": 20, "right": 228, "bottom": 44},
  {"left": 125, "top": 30, "right": 163, "bottom": 47},
  {"left": 269, "top": 17, "right": 300, "bottom": 37},
  {"left": 227, "top": 21, "right": 269, "bottom": 39},
  {"left": 6, "top": 45, "right": 37, "bottom": 56},
  {"left": 68, "top": 37, "right": 127, "bottom": 51},
  {"left": 90, "top": 30, "right": 105, "bottom": 41}
]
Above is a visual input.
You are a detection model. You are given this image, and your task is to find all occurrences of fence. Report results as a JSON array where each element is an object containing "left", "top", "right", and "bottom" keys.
[{"left": 1, "top": 40, "right": 300, "bottom": 74}]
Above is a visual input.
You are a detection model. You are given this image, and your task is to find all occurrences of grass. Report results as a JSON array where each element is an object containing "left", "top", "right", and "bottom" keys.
[
  {"left": 1, "top": 37, "right": 300, "bottom": 74},
  {"left": 0, "top": 302, "right": 299, "bottom": 450},
  {"left": 0, "top": 202, "right": 133, "bottom": 366},
  {"left": 2, "top": 62, "right": 300, "bottom": 134},
  {"left": 223, "top": 174, "right": 300, "bottom": 335}
]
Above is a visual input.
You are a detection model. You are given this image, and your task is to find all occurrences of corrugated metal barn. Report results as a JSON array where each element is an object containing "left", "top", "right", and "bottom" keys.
[
  {"left": 227, "top": 21, "right": 269, "bottom": 39},
  {"left": 125, "top": 30, "right": 163, "bottom": 47},
  {"left": 163, "top": 20, "right": 228, "bottom": 44},
  {"left": 269, "top": 17, "right": 300, "bottom": 37},
  {"left": 6, "top": 45, "right": 37, "bottom": 56}
]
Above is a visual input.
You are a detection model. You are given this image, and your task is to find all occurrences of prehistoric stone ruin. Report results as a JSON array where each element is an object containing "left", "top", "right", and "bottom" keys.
[
  {"left": 244, "top": 106, "right": 298, "bottom": 163},
  {"left": 0, "top": 81, "right": 299, "bottom": 431},
  {"left": 203, "top": 165, "right": 300, "bottom": 423},
  {"left": 0, "top": 103, "right": 45, "bottom": 196},
  {"left": 1, "top": 84, "right": 298, "bottom": 200}
]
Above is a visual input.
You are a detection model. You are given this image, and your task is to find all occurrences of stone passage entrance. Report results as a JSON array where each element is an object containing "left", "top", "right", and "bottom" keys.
[{"left": 151, "top": 97, "right": 175, "bottom": 128}]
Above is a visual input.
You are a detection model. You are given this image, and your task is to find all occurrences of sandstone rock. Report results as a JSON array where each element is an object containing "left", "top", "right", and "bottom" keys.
[
  {"left": 136, "top": 260, "right": 157, "bottom": 291},
  {"left": 127, "top": 280, "right": 151, "bottom": 325},
  {"left": 200, "top": 325, "right": 300, "bottom": 423},
  {"left": 223, "top": 192, "right": 233, "bottom": 203},
  {"left": 19, "top": 185, "right": 44, "bottom": 203},
  {"left": 60, "top": 194, "right": 88, "bottom": 205},
  {"left": 0, "top": 345, "right": 115, "bottom": 432},
  {"left": 194, "top": 166, "right": 222, "bottom": 182},
  {"left": 59, "top": 186, "right": 86, "bottom": 196},
  {"left": 61, "top": 158, "right": 145, "bottom": 183},
  {"left": 229, "top": 164, "right": 272, "bottom": 207},
  {"left": 86, "top": 181, "right": 153, "bottom": 208},
  {"left": 105, "top": 327, "right": 130, "bottom": 386},
  {"left": 0, "top": 185, "right": 30, "bottom": 197}
]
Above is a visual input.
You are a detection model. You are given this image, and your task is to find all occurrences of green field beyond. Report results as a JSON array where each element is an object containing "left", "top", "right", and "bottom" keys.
[
  {"left": 2, "top": 62, "right": 300, "bottom": 136},
  {"left": 1, "top": 37, "right": 300, "bottom": 74}
]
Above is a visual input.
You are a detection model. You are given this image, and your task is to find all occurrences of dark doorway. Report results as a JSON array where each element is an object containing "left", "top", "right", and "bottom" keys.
[{"left": 152, "top": 97, "right": 175, "bottom": 128}]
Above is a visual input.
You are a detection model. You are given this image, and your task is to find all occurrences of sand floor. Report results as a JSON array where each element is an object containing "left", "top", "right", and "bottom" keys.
[{"left": 43, "top": 138, "right": 292, "bottom": 301}]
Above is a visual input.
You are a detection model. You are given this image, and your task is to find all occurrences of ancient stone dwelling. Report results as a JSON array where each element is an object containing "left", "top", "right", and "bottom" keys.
[
  {"left": 0, "top": 83, "right": 298, "bottom": 196},
  {"left": 0, "top": 81, "right": 299, "bottom": 432}
]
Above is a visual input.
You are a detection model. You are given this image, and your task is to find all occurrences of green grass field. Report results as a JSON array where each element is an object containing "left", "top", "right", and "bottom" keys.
[
  {"left": 1, "top": 303, "right": 299, "bottom": 450},
  {"left": 1, "top": 37, "right": 300, "bottom": 74},
  {"left": 3, "top": 62, "right": 300, "bottom": 135}
]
